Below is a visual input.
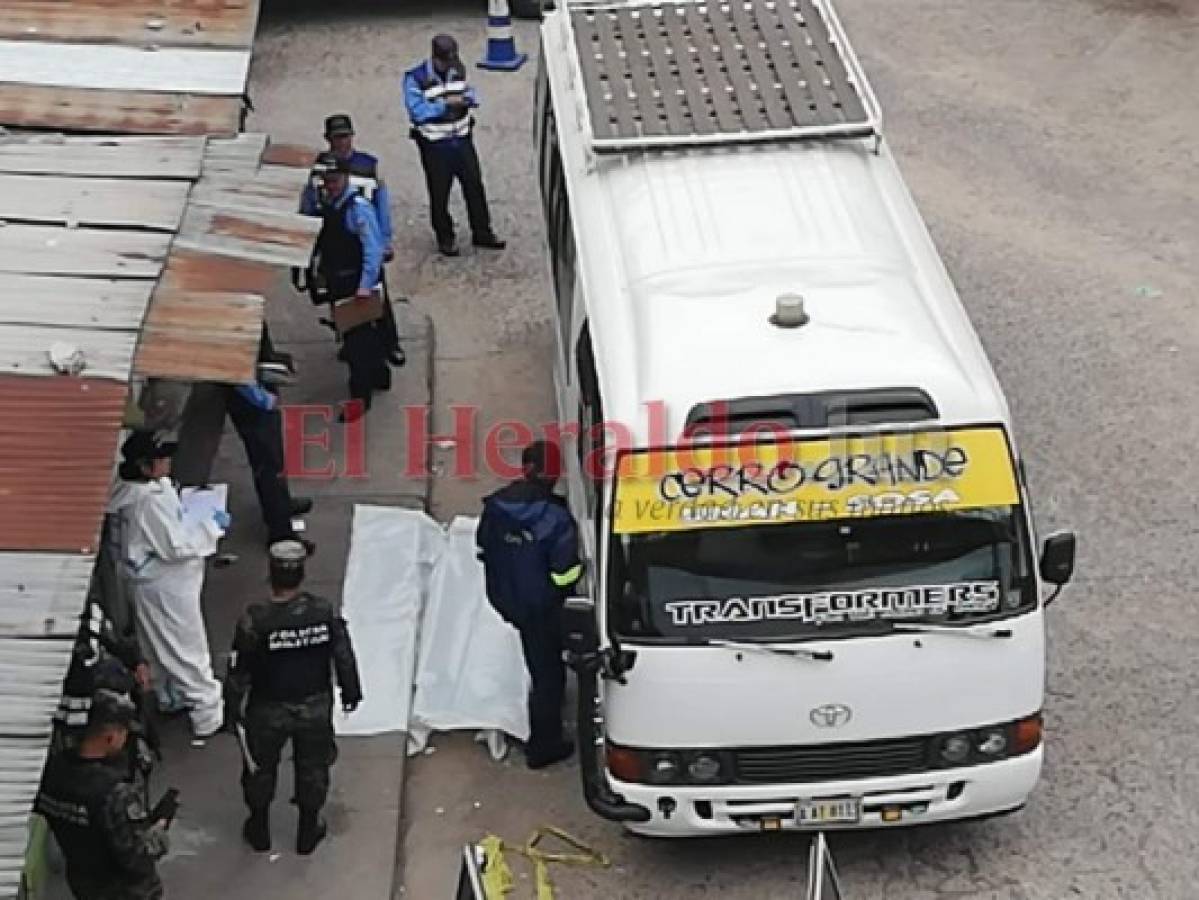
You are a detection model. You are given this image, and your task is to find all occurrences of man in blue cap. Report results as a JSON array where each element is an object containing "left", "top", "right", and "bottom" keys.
[
  {"left": 404, "top": 34, "right": 506, "bottom": 257},
  {"left": 303, "top": 114, "right": 405, "bottom": 367}
]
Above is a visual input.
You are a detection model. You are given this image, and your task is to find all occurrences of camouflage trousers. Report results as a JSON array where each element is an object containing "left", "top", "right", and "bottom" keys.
[{"left": 242, "top": 694, "right": 336, "bottom": 812}]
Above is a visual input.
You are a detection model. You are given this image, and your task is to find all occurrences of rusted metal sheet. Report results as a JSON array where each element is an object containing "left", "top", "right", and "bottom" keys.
[
  {"left": 0, "top": 84, "right": 242, "bottom": 136},
  {"left": 159, "top": 248, "right": 278, "bottom": 295},
  {"left": 0, "top": 135, "right": 205, "bottom": 179},
  {"left": 0, "top": 275, "right": 153, "bottom": 331},
  {"left": 0, "top": 174, "right": 189, "bottom": 231},
  {"left": 0, "top": 374, "right": 129, "bottom": 553},
  {"left": 188, "top": 178, "right": 303, "bottom": 217},
  {"left": 0, "top": 0, "right": 261, "bottom": 50},
  {"left": 0, "top": 41, "right": 251, "bottom": 95},
  {"left": 261, "top": 143, "right": 321, "bottom": 169},
  {"left": 174, "top": 204, "right": 320, "bottom": 267},
  {"left": 0, "top": 223, "right": 170, "bottom": 278},
  {"left": 0, "top": 553, "right": 93, "bottom": 637},
  {"left": 134, "top": 289, "right": 262, "bottom": 383}
]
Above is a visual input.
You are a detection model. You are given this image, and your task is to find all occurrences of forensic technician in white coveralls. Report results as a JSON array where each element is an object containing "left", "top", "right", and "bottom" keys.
[{"left": 108, "top": 431, "right": 225, "bottom": 738}]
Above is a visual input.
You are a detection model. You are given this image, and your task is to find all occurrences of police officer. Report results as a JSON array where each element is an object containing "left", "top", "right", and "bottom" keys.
[
  {"left": 304, "top": 153, "right": 391, "bottom": 422},
  {"left": 476, "top": 441, "right": 581, "bottom": 769},
  {"left": 404, "top": 34, "right": 506, "bottom": 257},
  {"left": 303, "top": 114, "right": 405, "bottom": 367},
  {"left": 36, "top": 690, "right": 174, "bottom": 900},
  {"left": 225, "top": 540, "right": 362, "bottom": 855},
  {"left": 52, "top": 602, "right": 158, "bottom": 801}
]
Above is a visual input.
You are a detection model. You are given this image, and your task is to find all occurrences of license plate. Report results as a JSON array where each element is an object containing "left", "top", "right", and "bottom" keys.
[{"left": 795, "top": 798, "right": 861, "bottom": 826}]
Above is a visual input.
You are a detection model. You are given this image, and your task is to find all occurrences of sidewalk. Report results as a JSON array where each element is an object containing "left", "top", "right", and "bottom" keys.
[{"left": 130, "top": 282, "right": 430, "bottom": 899}]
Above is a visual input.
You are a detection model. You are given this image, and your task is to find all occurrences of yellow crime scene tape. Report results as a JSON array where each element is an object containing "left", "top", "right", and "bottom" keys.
[{"left": 478, "top": 826, "right": 610, "bottom": 899}]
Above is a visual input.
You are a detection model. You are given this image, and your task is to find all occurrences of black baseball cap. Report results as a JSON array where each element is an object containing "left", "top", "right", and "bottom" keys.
[
  {"left": 120, "top": 430, "right": 177, "bottom": 465},
  {"left": 314, "top": 151, "right": 351, "bottom": 175},
  {"left": 88, "top": 689, "right": 137, "bottom": 731},
  {"left": 324, "top": 114, "right": 354, "bottom": 138}
]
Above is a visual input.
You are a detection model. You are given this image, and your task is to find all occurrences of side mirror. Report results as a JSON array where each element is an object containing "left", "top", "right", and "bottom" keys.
[
  {"left": 1039, "top": 531, "right": 1076, "bottom": 589},
  {"left": 563, "top": 596, "right": 598, "bottom": 655}
]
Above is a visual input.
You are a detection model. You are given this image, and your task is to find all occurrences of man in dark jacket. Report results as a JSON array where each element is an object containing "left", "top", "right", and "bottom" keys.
[
  {"left": 36, "top": 690, "right": 173, "bottom": 900},
  {"left": 225, "top": 540, "right": 362, "bottom": 855},
  {"left": 476, "top": 441, "right": 581, "bottom": 769}
]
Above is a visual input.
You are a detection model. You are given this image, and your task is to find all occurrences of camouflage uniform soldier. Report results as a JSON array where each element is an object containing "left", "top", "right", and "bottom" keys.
[
  {"left": 225, "top": 540, "right": 362, "bottom": 855},
  {"left": 35, "top": 690, "right": 174, "bottom": 900}
]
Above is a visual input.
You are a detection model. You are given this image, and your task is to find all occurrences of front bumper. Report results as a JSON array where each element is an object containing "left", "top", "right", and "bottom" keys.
[{"left": 611, "top": 748, "right": 1043, "bottom": 837}]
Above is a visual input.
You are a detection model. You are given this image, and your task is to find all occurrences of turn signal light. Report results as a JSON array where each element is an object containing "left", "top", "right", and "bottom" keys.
[
  {"left": 606, "top": 745, "right": 645, "bottom": 783},
  {"left": 1011, "top": 715, "right": 1043, "bottom": 755}
]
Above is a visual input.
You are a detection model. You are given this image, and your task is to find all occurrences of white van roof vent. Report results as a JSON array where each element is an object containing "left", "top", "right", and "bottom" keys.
[{"left": 770, "top": 293, "right": 809, "bottom": 329}]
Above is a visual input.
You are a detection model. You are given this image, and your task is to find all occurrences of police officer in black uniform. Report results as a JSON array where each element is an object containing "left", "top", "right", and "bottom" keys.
[
  {"left": 36, "top": 690, "right": 174, "bottom": 900},
  {"left": 51, "top": 601, "right": 158, "bottom": 802},
  {"left": 302, "top": 153, "right": 391, "bottom": 422},
  {"left": 225, "top": 540, "right": 362, "bottom": 855}
]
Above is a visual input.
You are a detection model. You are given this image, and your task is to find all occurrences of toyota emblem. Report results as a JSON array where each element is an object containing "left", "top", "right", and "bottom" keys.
[{"left": 809, "top": 704, "right": 853, "bottom": 728}]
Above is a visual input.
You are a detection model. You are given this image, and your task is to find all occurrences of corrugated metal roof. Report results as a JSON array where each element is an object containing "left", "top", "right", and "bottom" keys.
[
  {"left": 0, "top": 325, "right": 138, "bottom": 380},
  {"left": 0, "top": 85, "right": 242, "bottom": 137},
  {"left": 159, "top": 247, "right": 278, "bottom": 295},
  {"left": 0, "top": 223, "right": 172, "bottom": 278},
  {"left": 135, "top": 289, "right": 262, "bottom": 383},
  {"left": 0, "top": 554, "right": 93, "bottom": 638},
  {"left": 0, "top": 41, "right": 251, "bottom": 95},
  {"left": 0, "top": 375, "right": 129, "bottom": 553},
  {"left": 0, "top": 174, "right": 190, "bottom": 230},
  {"left": 0, "top": 276, "right": 153, "bottom": 331},
  {"left": 0, "top": 0, "right": 260, "bottom": 50},
  {"left": 0, "top": 134, "right": 205, "bottom": 179}
]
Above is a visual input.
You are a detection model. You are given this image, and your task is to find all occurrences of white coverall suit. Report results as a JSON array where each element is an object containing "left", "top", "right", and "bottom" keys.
[{"left": 108, "top": 476, "right": 224, "bottom": 737}]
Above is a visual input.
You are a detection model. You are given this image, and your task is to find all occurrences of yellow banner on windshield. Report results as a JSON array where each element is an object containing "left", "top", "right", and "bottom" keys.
[{"left": 612, "top": 427, "right": 1019, "bottom": 535}]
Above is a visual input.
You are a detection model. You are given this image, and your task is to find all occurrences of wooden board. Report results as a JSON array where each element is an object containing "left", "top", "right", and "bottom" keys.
[
  {"left": 0, "top": 0, "right": 261, "bottom": 50},
  {"left": 0, "top": 136, "right": 205, "bottom": 179},
  {"left": 0, "top": 274, "right": 153, "bottom": 330},
  {"left": 0, "top": 41, "right": 251, "bottom": 96},
  {"left": 0, "top": 174, "right": 189, "bottom": 231},
  {"left": 0, "top": 223, "right": 170, "bottom": 278},
  {"left": 0, "top": 84, "right": 242, "bottom": 136}
]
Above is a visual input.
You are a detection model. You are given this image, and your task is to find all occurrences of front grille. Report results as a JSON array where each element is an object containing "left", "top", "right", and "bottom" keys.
[{"left": 734, "top": 736, "right": 932, "bottom": 784}]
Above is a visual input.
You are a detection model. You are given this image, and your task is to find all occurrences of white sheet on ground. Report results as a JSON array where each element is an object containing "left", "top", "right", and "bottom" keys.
[
  {"left": 408, "top": 516, "right": 530, "bottom": 756},
  {"left": 335, "top": 506, "right": 444, "bottom": 737}
]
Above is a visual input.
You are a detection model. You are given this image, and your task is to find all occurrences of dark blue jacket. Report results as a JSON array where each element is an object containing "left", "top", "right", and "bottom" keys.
[{"left": 476, "top": 480, "right": 582, "bottom": 627}]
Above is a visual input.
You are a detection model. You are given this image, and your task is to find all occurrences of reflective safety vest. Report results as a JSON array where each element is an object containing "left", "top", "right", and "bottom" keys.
[{"left": 412, "top": 60, "right": 473, "bottom": 142}]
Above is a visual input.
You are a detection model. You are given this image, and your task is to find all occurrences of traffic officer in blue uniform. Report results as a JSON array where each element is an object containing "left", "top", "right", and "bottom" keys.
[
  {"left": 404, "top": 34, "right": 506, "bottom": 257},
  {"left": 303, "top": 153, "right": 391, "bottom": 422},
  {"left": 303, "top": 114, "right": 405, "bottom": 367},
  {"left": 476, "top": 441, "right": 581, "bottom": 769}
]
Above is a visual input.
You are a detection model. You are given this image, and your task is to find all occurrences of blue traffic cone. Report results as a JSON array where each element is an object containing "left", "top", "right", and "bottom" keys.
[{"left": 478, "top": 0, "right": 528, "bottom": 71}]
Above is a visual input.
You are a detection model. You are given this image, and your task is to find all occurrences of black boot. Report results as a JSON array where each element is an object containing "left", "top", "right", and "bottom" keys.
[
  {"left": 243, "top": 809, "right": 270, "bottom": 853},
  {"left": 296, "top": 809, "right": 327, "bottom": 855}
]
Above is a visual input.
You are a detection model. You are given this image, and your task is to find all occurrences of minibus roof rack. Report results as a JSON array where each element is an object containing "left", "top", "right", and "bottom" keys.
[{"left": 567, "top": 0, "right": 882, "bottom": 153}]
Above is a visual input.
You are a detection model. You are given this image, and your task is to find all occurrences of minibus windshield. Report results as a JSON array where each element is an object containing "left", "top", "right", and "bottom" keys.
[{"left": 608, "top": 508, "right": 1034, "bottom": 642}]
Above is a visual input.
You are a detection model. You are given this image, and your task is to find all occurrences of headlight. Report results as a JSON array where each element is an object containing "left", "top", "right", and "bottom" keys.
[
  {"left": 686, "top": 753, "right": 723, "bottom": 783},
  {"left": 939, "top": 733, "right": 972, "bottom": 765},
  {"left": 976, "top": 727, "right": 1008, "bottom": 756},
  {"left": 648, "top": 752, "right": 682, "bottom": 784}
]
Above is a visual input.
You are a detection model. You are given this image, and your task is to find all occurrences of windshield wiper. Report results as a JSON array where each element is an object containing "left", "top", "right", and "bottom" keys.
[
  {"left": 890, "top": 622, "right": 1012, "bottom": 640},
  {"left": 708, "top": 639, "right": 834, "bottom": 662}
]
